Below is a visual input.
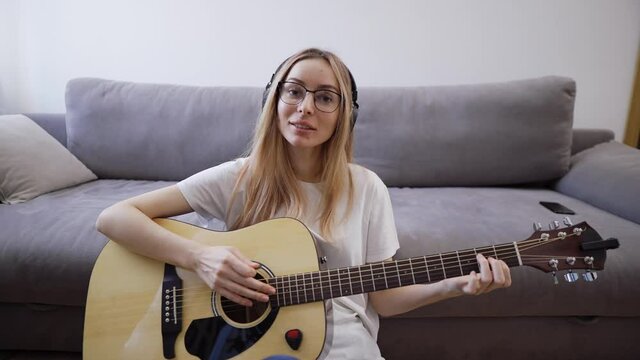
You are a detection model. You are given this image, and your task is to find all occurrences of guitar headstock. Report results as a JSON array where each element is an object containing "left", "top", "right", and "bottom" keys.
[{"left": 518, "top": 219, "right": 619, "bottom": 283}]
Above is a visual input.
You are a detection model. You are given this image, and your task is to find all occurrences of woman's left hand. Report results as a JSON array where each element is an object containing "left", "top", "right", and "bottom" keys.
[{"left": 443, "top": 253, "right": 512, "bottom": 296}]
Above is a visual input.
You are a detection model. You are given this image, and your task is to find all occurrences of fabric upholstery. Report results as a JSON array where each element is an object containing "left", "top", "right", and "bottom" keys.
[
  {"left": 0, "top": 114, "right": 96, "bottom": 204},
  {"left": 389, "top": 186, "right": 639, "bottom": 317},
  {"left": 65, "top": 78, "right": 263, "bottom": 180},
  {"left": 65, "top": 77, "right": 576, "bottom": 186},
  {"left": 554, "top": 141, "right": 640, "bottom": 224},
  {"left": 354, "top": 76, "right": 576, "bottom": 186},
  {"left": 0, "top": 179, "right": 202, "bottom": 306}
]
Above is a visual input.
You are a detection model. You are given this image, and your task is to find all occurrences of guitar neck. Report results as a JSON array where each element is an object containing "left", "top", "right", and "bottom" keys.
[{"left": 267, "top": 242, "right": 522, "bottom": 308}]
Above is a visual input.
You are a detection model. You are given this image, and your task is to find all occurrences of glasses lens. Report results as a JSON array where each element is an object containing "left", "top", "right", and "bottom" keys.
[
  {"left": 280, "top": 82, "right": 305, "bottom": 105},
  {"left": 314, "top": 90, "right": 340, "bottom": 113},
  {"left": 278, "top": 81, "right": 341, "bottom": 113}
]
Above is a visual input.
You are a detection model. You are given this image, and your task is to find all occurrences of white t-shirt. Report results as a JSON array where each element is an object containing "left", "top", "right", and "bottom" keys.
[{"left": 177, "top": 157, "right": 399, "bottom": 358}]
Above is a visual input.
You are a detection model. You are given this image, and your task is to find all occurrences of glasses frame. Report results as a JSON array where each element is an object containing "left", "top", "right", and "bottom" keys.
[{"left": 277, "top": 80, "right": 343, "bottom": 113}]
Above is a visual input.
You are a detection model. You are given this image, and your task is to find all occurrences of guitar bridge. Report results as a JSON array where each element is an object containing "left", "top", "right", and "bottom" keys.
[{"left": 161, "top": 263, "right": 183, "bottom": 359}]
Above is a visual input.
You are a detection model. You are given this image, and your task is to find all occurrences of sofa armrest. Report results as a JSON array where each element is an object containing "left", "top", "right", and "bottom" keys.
[
  {"left": 570, "top": 128, "right": 615, "bottom": 155},
  {"left": 553, "top": 141, "right": 640, "bottom": 224}
]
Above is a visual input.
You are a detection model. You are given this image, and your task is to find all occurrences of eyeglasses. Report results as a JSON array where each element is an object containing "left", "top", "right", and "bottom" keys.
[{"left": 278, "top": 81, "right": 342, "bottom": 113}]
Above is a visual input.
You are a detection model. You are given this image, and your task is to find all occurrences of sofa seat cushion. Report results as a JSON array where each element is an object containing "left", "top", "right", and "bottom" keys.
[
  {"left": 389, "top": 187, "right": 639, "bottom": 318},
  {"left": 0, "top": 179, "right": 202, "bottom": 306}
]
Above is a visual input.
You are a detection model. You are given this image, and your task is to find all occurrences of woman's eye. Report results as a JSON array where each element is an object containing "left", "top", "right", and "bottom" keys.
[
  {"left": 318, "top": 94, "right": 334, "bottom": 104},
  {"left": 287, "top": 87, "right": 303, "bottom": 97}
]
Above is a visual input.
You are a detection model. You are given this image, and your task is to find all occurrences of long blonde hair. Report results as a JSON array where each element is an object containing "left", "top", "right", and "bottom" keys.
[{"left": 228, "top": 48, "right": 355, "bottom": 238}]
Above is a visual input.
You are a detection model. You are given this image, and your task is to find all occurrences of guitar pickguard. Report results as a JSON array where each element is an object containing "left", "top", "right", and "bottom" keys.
[{"left": 184, "top": 308, "right": 279, "bottom": 360}]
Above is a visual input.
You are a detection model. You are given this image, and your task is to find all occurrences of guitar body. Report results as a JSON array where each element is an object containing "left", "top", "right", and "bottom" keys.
[
  {"left": 85, "top": 216, "right": 619, "bottom": 359},
  {"left": 84, "top": 218, "right": 329, "bottom": 359}
]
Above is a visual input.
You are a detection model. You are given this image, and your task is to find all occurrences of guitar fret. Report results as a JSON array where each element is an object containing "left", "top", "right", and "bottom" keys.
[
  {"left": 287, "top": 274, "right": 293, "bottom": 306},
  {"left": 409, "top": 258, "right": 416, "bottom": 284},
  {"left": 371, "top": 263, "right": 386, "bottom": 290},
  {"left": 370, "top": 264, "right": 376, "bottom": 291},
  {"left": 302, "top": 273, "right": 308, "bottom": 303},
  {"left": 424, "top": 256, "right": 431, "bottom": 282},
  {"left": 295, "top": 275, "right": 301, "bottom": 304},
  {"left": 280, "top": 276, "right": 286, "bottom": 306},
  {"left": 273, "top": 276, "right": 280, "bottom": 307},
  {"left": 398, "top": 260, "right": 412, "bottom": 286},
  {"left": 266, "top": 241, "right": 527, "bottom": 307},
  {"left": 352, "top": 266, "right": 363, "bottom": 294},
  {"left": 385, "top": 261, "right": 399, "bottom": 288},
  {"left": 328, "top": 270, "right": 334, "bottom": 298},
  {"left": 382, "top": 263, "right": 389, "bottom": 289},
  {"left": 305, "top": 273, "right": 312, "bottom": 303}
]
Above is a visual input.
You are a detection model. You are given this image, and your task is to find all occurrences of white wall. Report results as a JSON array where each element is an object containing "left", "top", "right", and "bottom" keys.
[
  {"left": 3, "top": 0, "right": 640, "bottom": 139},
  {"left": 0, "top": 0, "right": 20, "bottom": 114}
]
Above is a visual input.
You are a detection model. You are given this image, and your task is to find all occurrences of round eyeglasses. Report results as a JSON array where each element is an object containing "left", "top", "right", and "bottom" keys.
[{"left": 278, "top": 81, "right": 342, "bottom": 113}]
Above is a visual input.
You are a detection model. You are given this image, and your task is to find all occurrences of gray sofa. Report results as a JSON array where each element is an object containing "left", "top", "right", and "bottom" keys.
[{"left": 1, "top": 76, "right": 639, "bottom": 359}]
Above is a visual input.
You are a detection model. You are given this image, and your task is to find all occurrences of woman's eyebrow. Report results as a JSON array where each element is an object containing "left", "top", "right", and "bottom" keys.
[{"left": 287, "top": 77, "right": 340, "bottom": 93}]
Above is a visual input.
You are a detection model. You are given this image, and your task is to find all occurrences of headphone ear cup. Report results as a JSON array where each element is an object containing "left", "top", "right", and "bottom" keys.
[
  {"left": 351, "top": 106, "right": 359, "bottom": 130},
  {"left": 262, "top": 84, "right": 270, "bottom": 109}
]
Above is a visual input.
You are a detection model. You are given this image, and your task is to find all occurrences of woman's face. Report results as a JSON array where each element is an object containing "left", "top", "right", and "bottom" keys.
[{"left": 277, "top": 58, "right": 341, "bottom": 153}]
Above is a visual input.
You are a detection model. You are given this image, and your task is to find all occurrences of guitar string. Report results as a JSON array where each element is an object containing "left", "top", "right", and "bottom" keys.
[
  {"left": 179, "top": 232, "right": 589, "bottom": 313},
  {"left": 171, "top": 230, "right": 583, "bottom": 300},
  {"left": 116, "top": 231, "right": 582, "bottom": 314},
  {"left": 90, "top": 252, "right": 591, "bottom": 325},
  {"left": 98, "top": 252, "right": 592, "bottom": 322},
  {"left": 169, "top": 231, "right": 576, "bottom": 297},
  {"left": 102, "top": 231, "right": 590, "bottom": 318}
]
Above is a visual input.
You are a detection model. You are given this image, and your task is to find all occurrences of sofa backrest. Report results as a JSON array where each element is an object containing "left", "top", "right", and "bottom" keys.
[
  {"left": 354, "top": 77, "right": 576, "bottom": 186},
  {"left": 66, "top": 78, "right": 261, "bottom": 181},
  {"left": 65, "top": 77, "right": 576, "bottom": 185}
]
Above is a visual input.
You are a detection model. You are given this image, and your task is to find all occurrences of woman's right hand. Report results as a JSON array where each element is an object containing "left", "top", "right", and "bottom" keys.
[{"left": 192, "top": 245, "right": 276, "bottom": 307}]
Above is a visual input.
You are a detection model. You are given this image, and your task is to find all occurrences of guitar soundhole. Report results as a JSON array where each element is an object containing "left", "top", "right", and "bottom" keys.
[
  {"left": 221, "top": 272, "right": 269, "bottom": 324},
  {"left": 185, "top": 272, "right": 279, "bottom": 360}
]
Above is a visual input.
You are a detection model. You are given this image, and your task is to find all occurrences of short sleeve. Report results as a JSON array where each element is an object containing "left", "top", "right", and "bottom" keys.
[
  {"left": 177, "top": 158, "right": 246, "bottom": 224},
  {"left": 364, "top": 172, "right": 400, "bottom": 263}
]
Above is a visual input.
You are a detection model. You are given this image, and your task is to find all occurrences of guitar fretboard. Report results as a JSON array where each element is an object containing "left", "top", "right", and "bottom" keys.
[{"left": 267, "top": 244, "right": 521, "bottom": 308}]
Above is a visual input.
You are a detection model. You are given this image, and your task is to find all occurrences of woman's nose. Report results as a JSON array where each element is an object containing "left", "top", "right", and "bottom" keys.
[{"left": 297, "top": 93, "right": 315, "bottom": 114}]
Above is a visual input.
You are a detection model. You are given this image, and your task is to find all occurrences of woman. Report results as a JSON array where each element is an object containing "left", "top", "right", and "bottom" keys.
[{"left": 96, "top": 48, "right": 511, "bottom": 359}]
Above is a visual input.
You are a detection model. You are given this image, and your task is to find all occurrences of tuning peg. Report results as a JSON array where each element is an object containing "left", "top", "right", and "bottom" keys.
[
  {"left": 563, "top": 217, "right": 573, "bottom": 226},
  {"left": 548, "top": 259, "right": 559, "bottom": 285},
  {"left": 582, "top": 257, "right": 597, "bottom": 282},
  {"left": 533, "top": 222, "right": 543, "bottom": 231},
  {"left": 582, "top": 270, "right": 598, "bottom": 282},
  {"left": 563, "top": 270, "right": 579, "bottom": 283},
  {"left": 551, "top": 220, "right": 561, "bottom": 230}
]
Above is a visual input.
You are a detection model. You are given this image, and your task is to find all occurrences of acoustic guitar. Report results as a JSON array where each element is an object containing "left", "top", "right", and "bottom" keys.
[{"left": 83, "top": 217, "right": 619, "bottom": 359}]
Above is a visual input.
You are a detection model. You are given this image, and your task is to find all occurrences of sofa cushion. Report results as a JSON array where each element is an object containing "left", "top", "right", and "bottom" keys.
[
  {"left": 65, "top": 78, "right": 263, "bottom": 181},
  {"left": 0, "top": 114, "right": 97, "bottom": 204},
  {"left": 354, "top": 76, "right": 576, "bottom": 186},
  {"left": 0, "top": 179, "right": 203, "bottom": 306},
  {"left": 389, "top": 187, "right": 639, "bottom": 317},
  {"left": 554, "top": 141, "right": 640, "bottom": 224},
  {"left": 66, "top": 77, "right": 575, "bottom": 186}
]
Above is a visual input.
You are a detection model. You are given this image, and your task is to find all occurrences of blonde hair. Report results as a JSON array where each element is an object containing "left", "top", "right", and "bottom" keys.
[{"left": 228, "top": 48, "right": 355, "bottom": 238}]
